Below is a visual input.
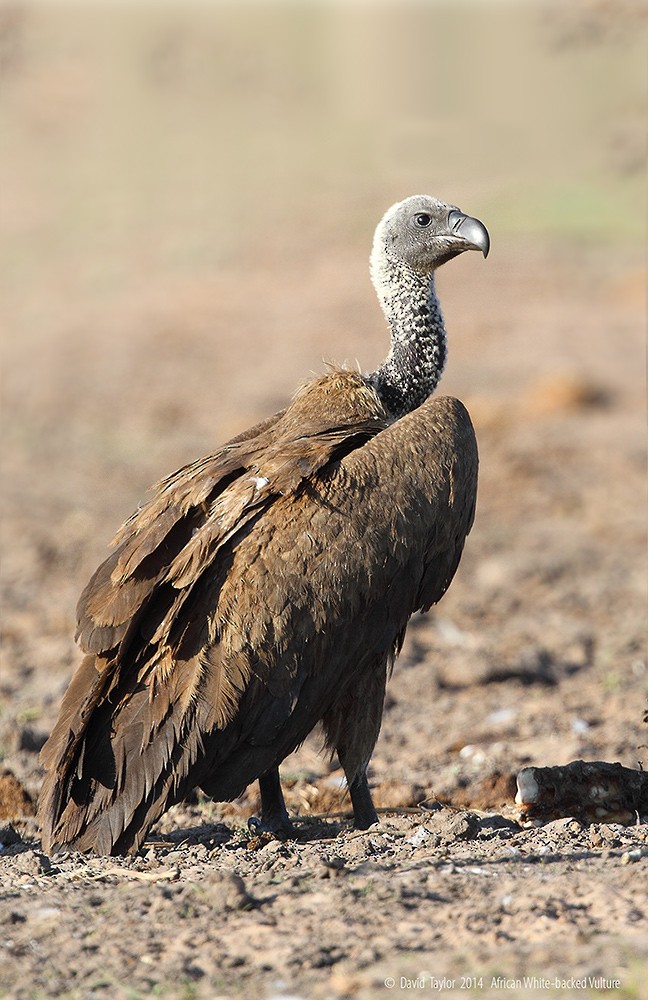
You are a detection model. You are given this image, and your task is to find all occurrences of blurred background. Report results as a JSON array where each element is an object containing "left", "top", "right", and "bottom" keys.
[{"left": 1, "top": 0, "right": 646, "bottom": 810}]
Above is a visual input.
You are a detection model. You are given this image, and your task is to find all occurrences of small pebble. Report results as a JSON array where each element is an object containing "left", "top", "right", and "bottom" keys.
[
  {"left": 621, "top": 848, "right": 647, "bottom": 864},
  {"left": 542, "top": 816, "right": 579, "bottom": 832},
  {"left": 589, "top": 825, "right": 604, "bottom": 848},
  {"left": 13, "top": 852, "right": 53, "bottom": 877},
  {"left": 486, "top": 707, "right": 517, "bottom": 725},
  {"left": 260, "top": 839, "right": 287, "bottom": 855},
  {"left": 201, "top": 871, "right": 254, "bottom": 910},
  {"left": 459, "top": 745, "right": 486, "bottom": 764},
  {"left": 599, "top": 824, "right": 622, "bottom": 847},
  {"left": 406, "top": 826, "right": 431, "bottom": 847},
  {"left": 30, "top": 907, "right": 61, "bottom": 922}
]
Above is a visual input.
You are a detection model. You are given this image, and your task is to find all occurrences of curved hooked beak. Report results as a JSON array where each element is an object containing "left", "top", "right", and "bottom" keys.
[{"left": 447, "top": 209, "right": 490, "bottom": 258}]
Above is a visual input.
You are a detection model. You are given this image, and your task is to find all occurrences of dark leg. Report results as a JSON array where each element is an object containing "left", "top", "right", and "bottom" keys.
[
  {"left": 347, "top": 770, "right": 379, "bottom": 830},
  {"left": 322, "top": 662, "right": 388, "bottom": 831},
  {"left": 247, "top": 767, "right": 296, "bottom": 837}
]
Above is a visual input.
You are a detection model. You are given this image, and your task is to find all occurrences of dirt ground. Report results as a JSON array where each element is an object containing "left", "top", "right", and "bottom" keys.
[
  {"left": 2, "top": 242, "right": 646, "bottom": 999},
  {"left": 1, "top": 4, "right": 647, "bottom": 1000}
]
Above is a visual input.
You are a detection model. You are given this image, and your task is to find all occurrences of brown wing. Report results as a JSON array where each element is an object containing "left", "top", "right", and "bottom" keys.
[{"left": 39, "top": 371, "right": 390, "bottom": 853}]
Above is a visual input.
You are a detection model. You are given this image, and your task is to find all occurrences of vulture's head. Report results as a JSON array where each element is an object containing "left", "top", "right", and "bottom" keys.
[{"left": 372, "top": 194, "right": 490, "bottom": 277}]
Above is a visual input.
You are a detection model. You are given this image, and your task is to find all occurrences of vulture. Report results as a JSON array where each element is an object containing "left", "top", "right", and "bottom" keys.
[{"left": 39, "top": 195, "right": 489, "bottom": 856}]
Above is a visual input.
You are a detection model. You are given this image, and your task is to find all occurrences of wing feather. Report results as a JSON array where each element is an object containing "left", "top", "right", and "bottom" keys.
[{"left": 40, "top": 374, "right": 391, "bottom": 853}]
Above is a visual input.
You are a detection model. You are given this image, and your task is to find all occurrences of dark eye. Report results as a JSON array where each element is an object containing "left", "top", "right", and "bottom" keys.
[{"left": 414, "top": 213, "right": 432, "bottom": 227}]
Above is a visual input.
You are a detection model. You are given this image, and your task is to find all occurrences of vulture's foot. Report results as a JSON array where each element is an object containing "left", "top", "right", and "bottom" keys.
[
  {"left": 250, "top": 768, "right": 297, "bottom": 838},
  {"left": 247, "top": 813, "right": 296, "bottom": 838},
  {"left": 348, "top": 772, "right": 379, "bottom": 830}
]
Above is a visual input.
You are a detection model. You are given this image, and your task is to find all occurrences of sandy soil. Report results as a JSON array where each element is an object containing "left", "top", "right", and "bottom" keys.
[{"left": 1, "top": 4, "right": 647, "bottom": 999}]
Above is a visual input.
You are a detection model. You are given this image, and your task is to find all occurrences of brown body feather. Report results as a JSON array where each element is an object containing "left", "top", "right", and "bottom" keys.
[{"left": 39, "top": 371, "right": 477, "bottom": 854}]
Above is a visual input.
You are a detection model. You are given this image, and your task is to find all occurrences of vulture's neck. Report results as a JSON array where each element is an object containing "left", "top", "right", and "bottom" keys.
[{"left": 369, "top": 256, "right": 446, "bottom": 419}]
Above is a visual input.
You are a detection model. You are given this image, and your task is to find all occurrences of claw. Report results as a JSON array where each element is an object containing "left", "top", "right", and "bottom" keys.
[{"left": 246, "top": 813, "right": 296, "bottom": 839}]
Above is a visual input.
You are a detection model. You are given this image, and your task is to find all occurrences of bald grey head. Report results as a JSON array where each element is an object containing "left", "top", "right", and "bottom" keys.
[
  {"left": 371, "top": 194, "right": 489, "bottom": 293},
  {"left": 369, "top": 195, "right": 489, "bottom": 418}
]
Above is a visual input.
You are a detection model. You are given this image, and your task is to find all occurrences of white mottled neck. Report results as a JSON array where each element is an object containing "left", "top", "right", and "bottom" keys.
[{"left": 368, "top": 249, "right": 447, "bottom": 419}]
